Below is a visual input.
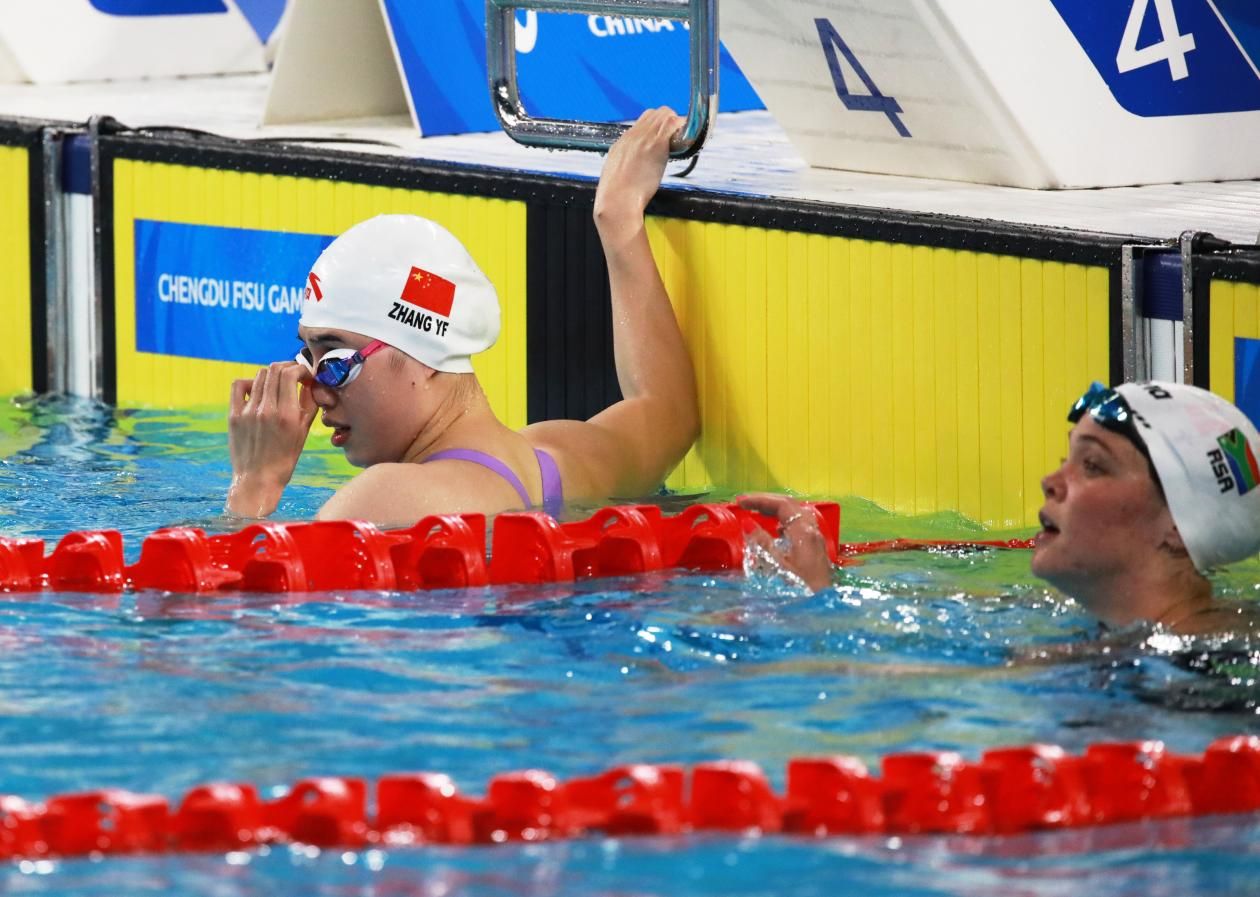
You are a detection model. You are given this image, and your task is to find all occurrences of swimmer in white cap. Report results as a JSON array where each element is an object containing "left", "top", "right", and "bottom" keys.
[
  {"left": 225, "top": 108, "right": 698, "bottom": 524},
  {"left": 742, "top": 381, "right": 1260, "bottom": 635}
]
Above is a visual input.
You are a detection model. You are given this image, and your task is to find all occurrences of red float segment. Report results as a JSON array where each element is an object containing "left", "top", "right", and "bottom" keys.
[
  {"left": 43, "top": 790, "right": 170, "bottom": 855},
  {"left": 377, "top": 773, "right": 478, "bottom": 846},
  {"left": 655, "top": 505, "right": 747, "bottom": 572},
  {"left": 130, "top": 528, "right": 242, "bottom": 593},
  {"left": 882, "top": 752, "right": 991, "bottom": 835},
  {"left": 282, "top": 522, "right": 405, "bottom": 592},
  {"left": 0, "top": 537, "right": 45, "bottom": 592},
  {"left": 1, "top": 736, "right": 1258, "bottom": 859},
  {"left": 559, "top": 507, "right": 666, "bottom": 576},
  {"left": 1081, "top": 741, "right": 1193, "bottom": 824},
  {"left": 0, "top": 795, "right": 49, "bottom": 859},
  {"left": 981, "top": 745, "right": 1091, "bottom": 833},
  {"left": 489, "top": 513, "right": 600, "bottom": 585},
  {"left": 1190, "top": 735, "right": 1260, "bottom": 815},
  {"left": 690, "top": 761, "right": 782, "bottom": 833},
  {"left": 389, "top": 516, "right": 488, "bottom": 590},
  {"left": 263, "top": 777, "right": 370, "bottom": 848},
  {"left": 480, "top": 770, "right": 570, "bottom": 842},
  {"left": 47, "top": 531, "right": 127, "bottom": 593},
  {"left": 213, "top": 523, "right": 310, "bottom": 593},
  {"left": 561, "top": 764, "right": 686, "bottom": 835},
  {"left": 784, "top": 756, "right": 884, "bottom": 835},
  {"left": 171, "top": 783, "right": 263, "bottom": 851}
]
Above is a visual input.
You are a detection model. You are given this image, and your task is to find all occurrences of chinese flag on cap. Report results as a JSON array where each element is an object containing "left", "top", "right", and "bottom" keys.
[{"left": 400, "top": 266, "right": 456, "bottom": 318}]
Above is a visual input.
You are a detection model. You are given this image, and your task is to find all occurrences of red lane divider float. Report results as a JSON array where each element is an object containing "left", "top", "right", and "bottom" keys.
[
  {"left": 0, "top": 502, "right": 843, "bottom": 595},
  {"left": 837, "top": 537, "right": 1034, "bottom": 563},
  {"left": 0, "top": 501, "right": 1036, "bottom": 596},
  {"left": 0, "top": 736, "right": 1257, "bottom": 859}
]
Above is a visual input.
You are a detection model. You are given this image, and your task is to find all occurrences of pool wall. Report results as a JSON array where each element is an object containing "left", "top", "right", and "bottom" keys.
[
  {"left": 9, "top": 123, "right": 1259, "bottom": 529},
  {"left": 1202, "top": 254, "right": 1260, "bottom": 435},
  {"left": 0, "top": 117, "right": 45, "bottom": 397}
]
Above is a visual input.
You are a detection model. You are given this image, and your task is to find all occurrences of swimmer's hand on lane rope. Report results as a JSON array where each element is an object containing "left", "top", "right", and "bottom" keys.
[
  {"left": 737, "top": 493, "right": 835, "bottom": 593},
  {"left": 225, "top": 361, "right": 319, "bottom": 518}
]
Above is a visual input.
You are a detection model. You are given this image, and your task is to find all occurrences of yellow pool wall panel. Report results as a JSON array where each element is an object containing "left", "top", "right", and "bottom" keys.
[
  {"left": 112, "top": 159, "right": 528, "bottom": 427},
  {"left": 658, "top": 221, "right": 1110, "bottom": 530},
  {"left": 1209, "top": 279, "right": 1260, "bottom": 403},
  {"left": 0, "top": 145, "right": 32, "bottom": 396}
]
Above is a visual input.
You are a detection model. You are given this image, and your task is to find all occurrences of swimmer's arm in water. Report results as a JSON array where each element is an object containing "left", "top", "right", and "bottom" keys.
[
  {"left": 524, "top": 107, "right": 699, "bottom": 497},
  {"left": 224, "top": 361, "right": 318, "bottom": 517}
]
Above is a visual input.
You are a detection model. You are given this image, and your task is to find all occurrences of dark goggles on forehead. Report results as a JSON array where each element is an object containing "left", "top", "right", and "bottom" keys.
[
  {"left": 295, "top": 339, "right": 387, "bottom": 389},
  {"left": 1067, "top": 381, "right": 1150, "bottom": 458}
]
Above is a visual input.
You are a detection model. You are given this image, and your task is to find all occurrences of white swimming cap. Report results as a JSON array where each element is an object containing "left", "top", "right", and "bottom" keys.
[
  {"left": 1116, "top": 381, "right": 1260, "bottom": 572},
  {"left": 299, "top": 214, "right": 500, "bottom": 373}
]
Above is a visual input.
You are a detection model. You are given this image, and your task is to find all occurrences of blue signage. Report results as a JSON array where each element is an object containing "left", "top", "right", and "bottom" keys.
[
  {"left": 381, "top": 0, "right": 763, "bottom": 136},
  {"left": 1050, "top": 0, "right": 1260, "bottom": 116},
  {"left": 89, "top": 0, "right": 228, "bottom": 14},
  {"left": 134, "top": 220, "right": 334, "bottom": 366},
  {"left": 1237, "top": 337, "right": 1260, "bottom": 428},
  {"left": 235, "top": 0, "right": 286, "bottom": 42}
]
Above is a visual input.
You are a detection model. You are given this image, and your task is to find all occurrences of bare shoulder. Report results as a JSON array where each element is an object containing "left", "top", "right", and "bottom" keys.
[
  {"left": 1173, "top": 603, "right": 1260, "bottom": 637},
  {"left": 521, "top": 419, "right": 625, "bottom": 498},
  {"left": 317, "top": 462, "right": 485, "bottom": 526}
]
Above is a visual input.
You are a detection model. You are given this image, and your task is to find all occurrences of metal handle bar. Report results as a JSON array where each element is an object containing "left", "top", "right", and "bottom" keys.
[{"left": 485, "top": 0, "right": 717, "bottom": 158}]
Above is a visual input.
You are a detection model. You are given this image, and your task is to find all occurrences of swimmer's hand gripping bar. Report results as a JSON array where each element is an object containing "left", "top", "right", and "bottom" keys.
[{"left": 485, "top": 0, "right": 717, "bottom": 158}]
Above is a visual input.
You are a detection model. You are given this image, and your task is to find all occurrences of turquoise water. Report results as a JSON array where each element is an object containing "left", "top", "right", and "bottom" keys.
[{"left": 0, "top": 396, "right": 1258, "bottom": 896}]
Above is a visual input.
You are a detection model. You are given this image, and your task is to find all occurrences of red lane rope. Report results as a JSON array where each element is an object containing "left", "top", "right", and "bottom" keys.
[
  {"left": 838, "top": 537, "right": 1034, "bottom": 560},
  {"left": 0, "top": 501, "right": 1038, "bottom": 595},
  {"left": 0, "top": 502, "right": 841, "bottom": 594},
  {"left": 2, "top": 736, "right": 1257, "bottom": 858}
]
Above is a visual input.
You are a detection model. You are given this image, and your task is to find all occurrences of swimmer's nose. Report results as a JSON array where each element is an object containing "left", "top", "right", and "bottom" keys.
[
  {"left": 1041, "top": 465, "right": 1064, "bottom": 500},
  {"left": 308, "top": 379, "right": 337, "bottom": 408}
]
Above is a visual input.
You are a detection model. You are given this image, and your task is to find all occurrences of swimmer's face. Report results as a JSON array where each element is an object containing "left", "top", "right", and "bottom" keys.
[
  {"left": 1032, "top": 415, "right": 1175, "bottom": 610},
  {"left": 298, "top": 326, "right": 430, "bottom": 467}
]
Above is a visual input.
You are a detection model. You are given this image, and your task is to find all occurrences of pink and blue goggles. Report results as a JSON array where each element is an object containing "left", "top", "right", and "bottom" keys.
[{"left": 295, "top": 339, "right": 387, "bottom": 389}]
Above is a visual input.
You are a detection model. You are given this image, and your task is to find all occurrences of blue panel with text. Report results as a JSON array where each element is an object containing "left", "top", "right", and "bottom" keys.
[
  {"left": 381, "top": 0, "right": 762, "bottom": 136},
  {"left": 1237, "top": 337, "right": 1260, "bottom": 428},
  {"left": 134, "top": 220, "right": 334, "bottom": 365}
]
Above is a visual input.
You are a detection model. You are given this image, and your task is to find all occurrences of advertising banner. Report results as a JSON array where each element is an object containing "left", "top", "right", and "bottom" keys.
[
  {"left": 267, "top": 0, "right": 761, "bottom": 134},
  {"left": 1239, "top": 337, "right": 1260, "bottom": 428},
  {"left": 0, "top": 0, "right": 265, "bottom": 83},
  {"left": 134, "top": 220, "right": 333, "bottom": 366},
  {"left": 381, "top": 0, "right": 762, "bottom": 136}
]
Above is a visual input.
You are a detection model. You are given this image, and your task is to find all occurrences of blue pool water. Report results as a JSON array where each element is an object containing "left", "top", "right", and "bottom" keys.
[{"left": 0, "top": 396, "right": 1258, "bottom": 896}]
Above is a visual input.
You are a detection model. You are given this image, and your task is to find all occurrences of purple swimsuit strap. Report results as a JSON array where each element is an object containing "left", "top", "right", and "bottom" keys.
[
  {"left": 535, "top": 448, "right": 564, "bottom": 516},
  {"left": 425, "top": 448, "right": 564, "bottom": 513}
]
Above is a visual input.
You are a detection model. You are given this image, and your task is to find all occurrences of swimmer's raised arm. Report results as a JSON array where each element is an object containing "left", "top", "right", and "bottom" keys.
[
  {"left": 525, "top": 107, "right": 699, "bottom": 497},
  {"left": 225, "top": 361, "right": 318, "bottom": 517}
]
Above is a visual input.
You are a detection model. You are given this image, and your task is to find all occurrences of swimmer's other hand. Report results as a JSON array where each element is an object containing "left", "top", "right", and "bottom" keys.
[{"left": 738, "top": 493, "right": 834, "bottom": 593}]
